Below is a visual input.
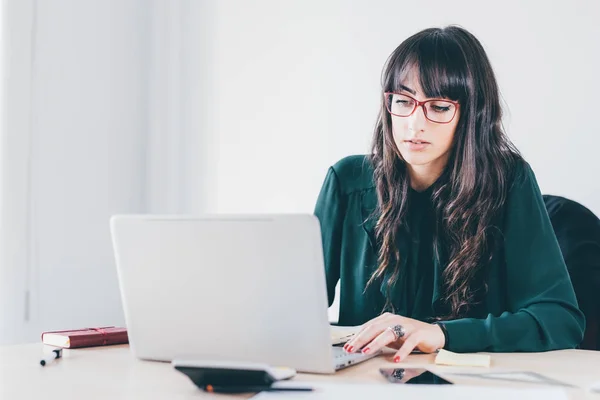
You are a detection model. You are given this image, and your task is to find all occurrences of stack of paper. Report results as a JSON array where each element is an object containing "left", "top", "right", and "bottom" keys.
[{"left": 435, "top": 349, "right": 491, "bottom": 367}]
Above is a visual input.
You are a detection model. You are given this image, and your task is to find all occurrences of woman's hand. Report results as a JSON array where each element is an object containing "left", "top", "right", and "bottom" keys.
[{"left": 343, "top": 313, "right": 445, "bottom": 363}]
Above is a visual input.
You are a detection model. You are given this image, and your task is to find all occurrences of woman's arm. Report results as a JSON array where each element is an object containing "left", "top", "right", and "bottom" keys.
[
  {"left": 314, "top": 167, "right": 346, "bottom": 307},
  {"left": 442, "top": 162, "right": 585, "bottom": 352}
]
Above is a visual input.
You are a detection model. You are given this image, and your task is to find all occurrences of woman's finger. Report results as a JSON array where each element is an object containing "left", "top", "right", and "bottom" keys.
[
  {"left": 359, "top": 326, "right": 397, "bottom": 355},
  {"left": 344, "top": 314, "right": 408, "bottom": 352},
  {"left": 393, "top": 332, "right": 421, "bottom": 363},
  {"left": 344, "top": 322, "right": 387, "bottom": 353},
  {"left": 345, "top": 313, "right": 394, "bottom": 347}
]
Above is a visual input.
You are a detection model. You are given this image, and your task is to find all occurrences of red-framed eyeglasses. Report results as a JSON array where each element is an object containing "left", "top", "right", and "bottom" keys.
[{"left": 384, "top": 92, "right": 459, "bottom": 124}]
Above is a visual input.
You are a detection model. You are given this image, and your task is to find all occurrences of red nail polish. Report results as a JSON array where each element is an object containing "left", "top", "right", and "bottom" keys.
[
  {"left": 362, "top": 347, "right": 370, "bottom": 354},
  {"left": 394, "top": 356, "right": 400, "bottom": 363},
  {"left": 348, "top": 346, "right": 353, "bottom": 352}
]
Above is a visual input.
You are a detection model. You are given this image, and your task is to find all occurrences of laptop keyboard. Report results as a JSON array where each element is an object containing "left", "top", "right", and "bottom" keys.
[{"left": 332, "top": 346, "right": 373, "bottom": 369}]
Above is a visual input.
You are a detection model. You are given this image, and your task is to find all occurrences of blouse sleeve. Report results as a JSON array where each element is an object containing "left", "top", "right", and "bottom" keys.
[
  {"left": 441, "top": 163, "right": 585, "bottom": 352},
  {"left": 314, "top": 167, "right": 346, "bottom": 307}
]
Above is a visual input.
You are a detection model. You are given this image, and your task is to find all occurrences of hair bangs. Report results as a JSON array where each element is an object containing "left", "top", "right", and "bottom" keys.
[{"left": 386, "top": 32, "right": 469, "bottom": 103}]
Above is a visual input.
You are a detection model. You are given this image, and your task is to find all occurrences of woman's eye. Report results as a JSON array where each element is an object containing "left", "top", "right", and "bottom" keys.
[{"left": 430, "top": 105, "right": 451, "bottom": 113}]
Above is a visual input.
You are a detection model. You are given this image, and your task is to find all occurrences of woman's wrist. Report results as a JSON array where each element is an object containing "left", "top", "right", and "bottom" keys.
[{"left": 432, "top": 322, "right": 449, "bottom": 350}]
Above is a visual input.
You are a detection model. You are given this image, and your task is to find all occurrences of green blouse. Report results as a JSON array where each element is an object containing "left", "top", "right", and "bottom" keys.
[{"left": 314, "top": 155, "right": 585, "bottom": 352}]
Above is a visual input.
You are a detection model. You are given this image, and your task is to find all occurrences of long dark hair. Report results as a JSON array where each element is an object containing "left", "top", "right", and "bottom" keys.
[{"left": 367, "top": 26, "right": 522, "bottom": 318}]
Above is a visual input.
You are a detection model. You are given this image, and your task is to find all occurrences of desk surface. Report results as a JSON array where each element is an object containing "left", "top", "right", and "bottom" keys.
[{"left": 1, "top": 344, "right": 599, "bottom": 399}]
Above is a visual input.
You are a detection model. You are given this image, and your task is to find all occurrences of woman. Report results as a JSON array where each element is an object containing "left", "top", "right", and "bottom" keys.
[{"left": 314, "top": 26, "right": 584, "bottom": 362}]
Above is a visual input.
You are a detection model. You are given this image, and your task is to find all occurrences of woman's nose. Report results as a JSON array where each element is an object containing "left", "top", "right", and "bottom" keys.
[{"left": 407, "top": 105, "right": 427, "bottom": 132}]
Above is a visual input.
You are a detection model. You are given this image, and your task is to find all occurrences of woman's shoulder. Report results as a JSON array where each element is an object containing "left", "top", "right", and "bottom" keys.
[
  {"left": 507, "top": 157, "right": 538, "bottom": 193},
  {"left": 330, "top": 154, "right": 375, "bottom": 195}
]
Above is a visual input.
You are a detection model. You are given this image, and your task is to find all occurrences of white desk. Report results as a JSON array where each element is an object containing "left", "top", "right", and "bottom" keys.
[{"left": 1, "top": 344, "right": 599, "bottom": 399}]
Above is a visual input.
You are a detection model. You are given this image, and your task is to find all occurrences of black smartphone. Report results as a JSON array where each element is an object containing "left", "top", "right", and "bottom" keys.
[{"left": 379, "top": 368, "right": 453, "bottom": 384}]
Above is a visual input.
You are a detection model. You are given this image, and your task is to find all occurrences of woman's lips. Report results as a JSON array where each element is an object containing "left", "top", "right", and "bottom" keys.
[{"left": 403, "top": 139, "right": 430, "bottom": 151}]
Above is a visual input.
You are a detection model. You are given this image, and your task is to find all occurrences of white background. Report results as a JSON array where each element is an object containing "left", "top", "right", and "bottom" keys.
[{"left": 1, "top": 0, "right": 599, "bottom": 344}]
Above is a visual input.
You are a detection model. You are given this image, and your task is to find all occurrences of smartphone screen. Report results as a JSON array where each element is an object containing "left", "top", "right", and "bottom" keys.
[{"left": 379, "top": 368, "right": 453, "bottom": 384}]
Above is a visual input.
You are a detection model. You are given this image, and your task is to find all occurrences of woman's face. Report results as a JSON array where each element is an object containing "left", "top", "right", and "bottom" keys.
[{"left": 390, "top": 70, "right": 460, "bottom": 171}]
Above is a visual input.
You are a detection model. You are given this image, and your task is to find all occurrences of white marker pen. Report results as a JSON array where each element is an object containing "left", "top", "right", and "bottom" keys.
[{"left": 40, "top": 348, "right": 62, "bottom": 366}]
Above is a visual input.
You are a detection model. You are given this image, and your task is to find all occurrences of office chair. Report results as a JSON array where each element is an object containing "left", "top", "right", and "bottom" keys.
[{"left": 544, "top": 194, "right": 600, "bottom": 351}]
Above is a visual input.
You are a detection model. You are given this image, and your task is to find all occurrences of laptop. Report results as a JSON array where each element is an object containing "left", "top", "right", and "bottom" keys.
[{"left": 110, "top": 214, "right": 379, "bottom": 373}]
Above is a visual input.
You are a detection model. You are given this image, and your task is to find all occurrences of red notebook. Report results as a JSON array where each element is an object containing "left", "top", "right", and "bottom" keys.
[{"left": 41, "top": 326, "right": 129, "bottom": 348}]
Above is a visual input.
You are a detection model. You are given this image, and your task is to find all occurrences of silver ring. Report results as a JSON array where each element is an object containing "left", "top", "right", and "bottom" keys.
[
  {"left": 388, "top": 324, "right": 406, "bottom": 340},
  {"left": 391, "top": 369, "right": 405, "bottom": 380}
]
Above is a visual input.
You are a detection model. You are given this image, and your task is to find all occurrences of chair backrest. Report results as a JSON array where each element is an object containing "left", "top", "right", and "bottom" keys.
[{"left": 544, "top": 195, "right": 600, "bottom": 351}]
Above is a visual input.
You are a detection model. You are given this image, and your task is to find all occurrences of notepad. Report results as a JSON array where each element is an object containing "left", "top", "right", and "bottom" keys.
[
  {"left": 41, "top": 326, "right": 128, "bottom": 348},
  {"left": 434, "top": 349, "right": 491, "bottom": 367}
]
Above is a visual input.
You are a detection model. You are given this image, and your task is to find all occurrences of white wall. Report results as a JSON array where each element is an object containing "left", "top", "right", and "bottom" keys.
[
  {"left": 0, "top": 0, "right": 215, "bottom": 345},
  {"left": 1, "top": 0, "right": 39, "bottom": 343},
  {"left": 28, "top": 0, "right": 154, "bottom": 337},
  {"left": 2, "top": 0, "right": 599, "bottom": 342},
  {"left": 194, "top": 0, "right": 600, "bottom": 320},
  {"left": 202, "top": 0, "right": 600, "bottom": 216}
]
